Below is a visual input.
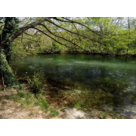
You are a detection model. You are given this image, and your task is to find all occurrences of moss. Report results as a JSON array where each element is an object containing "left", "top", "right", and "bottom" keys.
[{"left": 0, "top": 51, "right": 20, "bottom": 89}]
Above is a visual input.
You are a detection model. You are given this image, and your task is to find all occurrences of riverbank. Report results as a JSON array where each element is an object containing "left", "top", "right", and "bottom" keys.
[
  {"left": 37, "top": 51, "right": 136, "bottom": 57},
  {"left": 0, "top": 82, "right": 127, "bottom": 119},
  {"left": 9, "top": 54, "right": 136, "bottom": 119}
]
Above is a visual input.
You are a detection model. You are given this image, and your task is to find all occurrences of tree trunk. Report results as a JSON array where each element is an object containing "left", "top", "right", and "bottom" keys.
[
  {"left": 0, "top": 18, "right": 51, "bottom": 88},
  {"left": 0, "top": 50, "right": 20, "bottom": 88}
]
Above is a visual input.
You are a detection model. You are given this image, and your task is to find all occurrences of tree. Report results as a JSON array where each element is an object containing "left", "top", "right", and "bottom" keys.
[
  {"left": 0, "top": 17, "right": 101, "bottom": 88},
  {"left": 1, "top": 17, "right": 136, "bottom": 88}
]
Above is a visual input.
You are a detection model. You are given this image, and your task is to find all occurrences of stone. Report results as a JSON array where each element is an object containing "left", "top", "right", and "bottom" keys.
[{"left": 64, "top": 108, "right": 85, "bottom": 119}]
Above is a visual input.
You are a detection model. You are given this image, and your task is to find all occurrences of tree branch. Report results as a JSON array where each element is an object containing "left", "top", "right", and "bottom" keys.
[
  {"left": 39, "top": 23, "right": 88, "bottom": 51},
  {"left": 34, "top": 27, "right": 75, "bottom": 49},
  {"left": 45, "top": 18, "right": 105, "bottom": 45},
  {"left": 1, "top": 17, "right": 51, "bottom": 48},
  {"left": 53, "top": 17, "right": 101, "bottom": 36}
]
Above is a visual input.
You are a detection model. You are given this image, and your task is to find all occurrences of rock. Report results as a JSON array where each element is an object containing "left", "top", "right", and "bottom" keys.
[
  {"left": 64, "top": 108, "right": 85, "bottom": 119},
  {"left": 85, "top": 113, "right": 99, "bottom": 119},
  {"left": 74, "top": 90, "right": 81, "bottom": 94}
]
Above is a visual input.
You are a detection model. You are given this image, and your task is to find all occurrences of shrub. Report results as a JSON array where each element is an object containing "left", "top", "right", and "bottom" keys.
[{"left": 27, "top": 73, "right": 44, "bottom": 97}]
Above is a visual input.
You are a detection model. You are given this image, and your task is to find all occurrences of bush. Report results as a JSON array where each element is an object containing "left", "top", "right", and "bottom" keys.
[{"left": 27, "top": 73, "right": 44, "bottom": 96}]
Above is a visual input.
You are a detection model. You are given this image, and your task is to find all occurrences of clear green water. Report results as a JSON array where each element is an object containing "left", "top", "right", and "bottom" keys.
[{"left": 11, "top": 54, "right": 136, "bottom": 117}]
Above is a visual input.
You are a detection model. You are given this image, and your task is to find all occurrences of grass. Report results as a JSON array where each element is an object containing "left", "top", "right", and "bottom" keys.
[
  {"left": 100, "top": 112, "right": 108, "bottom": 119},
  {"left": 1, "top": 83, "right": 125, "bottom": 119},
  {"left": 1, "top": 101, "right": 7, "bottom": 105},
  {"left": 49, "top": 107, "right": 59, "bottom": 117},
  {"left": 28, "top": 112, "right": 35, "bottom": 117},
  {"left": 74, "top": 102, "right": 86, "bottom": 111},
  {"left": 9, "top": 90, "right": 59, "bottom": 117},
  {"left": 38, "top": 99, "right": 49, "bottom": 109},
  {"left": 91, "top": 110, "right": 97, "bottom": 116},
  {"left": 19, "top": 103, "right": 24, "bottom": 108}
]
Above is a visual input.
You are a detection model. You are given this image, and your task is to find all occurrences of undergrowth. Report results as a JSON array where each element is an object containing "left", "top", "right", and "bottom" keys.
[
  {"left": 27, "top": 72, "right": 45, "bottom": 97},
  {"left": 10, "top": 90, "right": 59, "bottom": 117}
]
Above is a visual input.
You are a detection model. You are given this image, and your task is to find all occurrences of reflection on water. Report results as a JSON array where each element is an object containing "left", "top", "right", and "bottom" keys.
[{"left": 11, "top": 54, "right": 136, "bottom": 117}]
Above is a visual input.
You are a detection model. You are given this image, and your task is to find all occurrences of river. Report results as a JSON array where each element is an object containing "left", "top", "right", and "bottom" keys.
[{"left": 11, "top": 54, "right": 136, "bottom": 118}]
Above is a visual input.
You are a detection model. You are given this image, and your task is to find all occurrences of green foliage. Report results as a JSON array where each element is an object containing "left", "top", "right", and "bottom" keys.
[
  {"left": 74, "top": 102, "right": 86, "bottom": 111},
  {"left": 52, "top": 42, "right": 62, "bottom": 52},
  {"left": 100, "top": 112, "right": 108, "bottom": 119},
  {"left": 11, "top": 91, "right": 48, "bottom": 109},
  {"left": 10, "top": 90, "right": 59, "bottom": 117},
  {"left": 27, "top": 72, "right": 45, "bottom": 95},
  {"left": 6, "top": 17, "right": 136, "bottom": 59},
  {"left": 1, "top": 18, "right": 19, "bottom": 60},
  {"left": 49, "top": 107, "right": 59, "bottom": 117},
  {"left": 38, "top": 99, "right": 49, "bottom": 109},
  {"left": 17, "top": 92, "right": 25, "bottom": 98},
  {"left": 0, "top": 51, "right": 20, "bottom": 88}
]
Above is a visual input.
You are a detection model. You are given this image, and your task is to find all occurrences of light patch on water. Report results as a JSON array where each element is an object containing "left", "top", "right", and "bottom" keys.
[{"left": 73, "top": 60, "right": 136, "bottom": 70}]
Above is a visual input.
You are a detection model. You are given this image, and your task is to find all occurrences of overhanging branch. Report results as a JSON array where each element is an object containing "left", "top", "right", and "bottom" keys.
[
  {"left": 45, "top": 18, "right": 105, "bottom": 45},
  {"left": 34, "top": 27, "right": 75, "bottom": 49},
  {"left": 39, "top": 23, "right": 88, "bottom": 51}
]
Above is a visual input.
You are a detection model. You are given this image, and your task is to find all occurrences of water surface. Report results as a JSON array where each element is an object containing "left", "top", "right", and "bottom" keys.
[{"left": 11, "top": 54, "right": 136, "bottom": 117}]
